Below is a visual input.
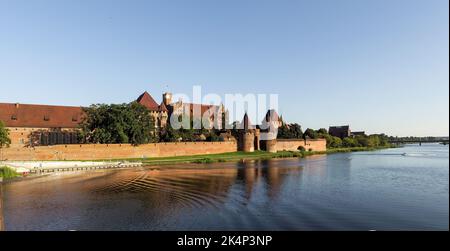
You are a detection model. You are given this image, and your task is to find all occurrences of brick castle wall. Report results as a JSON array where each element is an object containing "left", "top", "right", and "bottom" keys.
[
  {"left": 2, "top": 130, "right": 326, "bottom": 161},
  {"left": 2, "top": 141, "right": 238, "bottom": 161},
  {"left": 6, "top": 127, "right": 77, "bottom": 147},
  {"left": 275, "top": 139, "right": 326, "bottom": 152}
]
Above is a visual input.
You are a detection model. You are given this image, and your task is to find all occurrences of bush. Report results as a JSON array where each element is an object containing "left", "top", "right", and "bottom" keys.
[
  {"left": 0, "top": 166, "right": 19, "bottom": 179},
  {"left": 193, "top": 158, "right": 214, "bottom": 163}
]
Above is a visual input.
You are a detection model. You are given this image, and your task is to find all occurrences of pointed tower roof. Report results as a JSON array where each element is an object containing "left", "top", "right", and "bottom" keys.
[
  {"left": 264, "top": 109, "right": 280, "bottom": 123},
  {"left": 241, "top": 112, "right": 254, "bottom": 130},
  {"left": 159, "top": 101, "right": 168, "bottom": 112},
  {"left": 137, "top": 91, "right": 159, "bottom": 111}
]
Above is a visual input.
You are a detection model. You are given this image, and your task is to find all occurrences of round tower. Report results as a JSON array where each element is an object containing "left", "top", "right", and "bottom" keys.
[
  {"left": 240, "top": 131, "right": 255, "bottom": 152},
  {"left": 264, "top": 139, "right": 277, "bottom": 153},
  {"left": 237, "top": 113, "right": 256, "bottom": 152}
]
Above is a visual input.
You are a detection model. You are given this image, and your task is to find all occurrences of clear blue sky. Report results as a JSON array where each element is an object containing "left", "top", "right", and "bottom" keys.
[{"left": 1, "top": 0, "right": 448, "bottom": 136}]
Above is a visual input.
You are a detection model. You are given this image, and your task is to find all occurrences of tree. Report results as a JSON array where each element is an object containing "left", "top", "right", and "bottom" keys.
[
  {"left": 0, "top": 121, "right": 11, "bottom": 161},
  {"left": 342, "top": 137, "right": 359, "bottom": 147},
  {"left": 303, "top": 128, "right": 318, "bottom": 139},
  {"left": 277, "top": 124, "right": 290, "bottom": 139},
  {"left": 0, "top": 121, "right": 10, "bottom": 149},
  {"left": 277, "top": 123, "right": 303, "bottom": 139},
  {"left": 330, "top": 136, "right": 343, "bottom": 148},
  {"left": 80, "top": 102, "right": 156, "bottom": 145},
  {"left": 317, "top": 128, "right": 328, "bottom": 135},
  {"left": 206, "top": 131, "right": 221, "bottom": 142},
  {"left": 355, "top": 135, "right": 369, "bottom": 147},
  {"left": 290, "top": 123, "right": 303, "bottom": 139}
]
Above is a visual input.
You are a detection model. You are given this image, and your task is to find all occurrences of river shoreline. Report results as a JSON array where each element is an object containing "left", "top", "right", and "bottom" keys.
[
  {"left": 1, "top": 146, "right": 395, "bottom": 182},
  {"left": 138, "top": 146, "right": 396, "bottom": 166}
]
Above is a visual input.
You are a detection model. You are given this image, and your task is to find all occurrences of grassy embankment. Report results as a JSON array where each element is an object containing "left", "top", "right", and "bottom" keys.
[
  {"left": 110, "top": 146, "right": 392, "bottom": 166},
  {"left": 0, "top": 166, "right": 19, "bottom": 180}
]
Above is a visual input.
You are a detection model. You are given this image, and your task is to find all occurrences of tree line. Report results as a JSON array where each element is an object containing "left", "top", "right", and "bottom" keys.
[
  {"left": 277, "top": 123, "right": 391, "bottom": 148},
  {"left": 0, "top": 103, "right": 392, "bottom": 148},
  {"left": 79, "top": 102, "right": 224, "bottom": 145}
]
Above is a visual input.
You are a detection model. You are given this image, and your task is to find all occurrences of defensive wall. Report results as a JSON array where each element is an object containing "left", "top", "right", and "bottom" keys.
[
  {"left": 1, "top": 139, "right": 326, "bottom": 161},
  {"left": 275, "top": 139, "right": 327, "bottom": 152}
]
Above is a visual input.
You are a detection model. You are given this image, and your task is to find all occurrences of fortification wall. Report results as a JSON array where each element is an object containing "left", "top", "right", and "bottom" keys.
[
  {"left": 6, "top": 127, "right": 78, "bottom": 147},
  {"left": 1, "top": 138, "right": 326, "bottom": 161},
  {"left": 1, "top": 141, "right": 238, "bottom": 161},
  {"left": 6, "top": 127, "right": 34, "bottom": 146},
  {"left": 275, "top": 139, "right": 326, "bottom": 152}
]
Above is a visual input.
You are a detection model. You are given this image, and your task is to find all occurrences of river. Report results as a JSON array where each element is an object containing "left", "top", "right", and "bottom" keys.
[{"left": 2, "top": 143, "right": 448, "bottom": 230}]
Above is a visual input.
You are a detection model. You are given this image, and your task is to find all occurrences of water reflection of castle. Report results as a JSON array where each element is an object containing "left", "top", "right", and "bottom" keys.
[{"left": 94, "top": 161, "right": 301, "bottom": 208}]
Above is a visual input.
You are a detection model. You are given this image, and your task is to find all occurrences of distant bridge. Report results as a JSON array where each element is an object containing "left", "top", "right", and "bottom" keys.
[{"left": 388, "top": 139, "right": 449, "bottom": 145}]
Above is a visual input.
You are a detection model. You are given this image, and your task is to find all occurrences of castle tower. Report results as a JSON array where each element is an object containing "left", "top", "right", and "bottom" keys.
[
  {"left": 262, "top": 139, "right": 277, "bottom": 153},
  {"left": 260, "top": 109, "right": 279, "bottom": 153},
  {"left": 238, "top": 113, "right": 256, "bottom": 152},
  {"left": 163, "top": 92, "right": 172, "bottom": 106}
]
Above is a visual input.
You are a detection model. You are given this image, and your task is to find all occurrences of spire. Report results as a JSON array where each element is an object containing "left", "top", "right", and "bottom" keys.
[{"left": 242, "top": 112, "right": 253, "bottom": 130}]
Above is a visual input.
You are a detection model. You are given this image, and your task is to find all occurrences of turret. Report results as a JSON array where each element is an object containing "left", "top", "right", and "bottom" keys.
[
  {"left": 238, "top": 113, "right": 256, "bottom": 152},
  {"left": 163, "top": 92, "right": 172, "bottom": 106}
]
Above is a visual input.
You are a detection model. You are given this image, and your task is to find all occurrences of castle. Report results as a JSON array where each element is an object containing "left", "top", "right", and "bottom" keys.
[
  {"left": 135, "top": 91, "right": 227, "bottom": 130},
  {"left": 0, "top": 90, "right": 328, "bottom": 161},
  {"left": 0, "top": 91, "right": 228, "bottom": 147}
]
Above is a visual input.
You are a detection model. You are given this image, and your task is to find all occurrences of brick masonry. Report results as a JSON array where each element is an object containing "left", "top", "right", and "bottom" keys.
[
  {"left": 1, "top": 138, "right": 326, "bottom": 161},
  {"left": 1, "top": 141, "right": 238, "bottom": 161},
  {"left": 275, "top": 139, "right": 327, "bottom": 152}
]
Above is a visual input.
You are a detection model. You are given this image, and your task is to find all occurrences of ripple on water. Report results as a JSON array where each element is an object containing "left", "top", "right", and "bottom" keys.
[{"left": 93, "top": 169, "right": 234, "bottom": 210}]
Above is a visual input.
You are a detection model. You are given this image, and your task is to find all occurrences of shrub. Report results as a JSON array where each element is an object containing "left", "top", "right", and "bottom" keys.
[
  {"left": 0, "top": 166, "right": 19, "bottom": 179},
  {"left": 193, "top": 158, "right": 214, "bottom": 163}
]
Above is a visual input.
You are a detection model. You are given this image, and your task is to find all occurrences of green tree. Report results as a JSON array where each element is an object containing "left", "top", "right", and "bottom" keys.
[
  {"left": 206, "top": 130, "right": 221, "bottom": 142},
  {"left": 317, "top": 128, "right": 328, "bottom": 135},
  {"left": 160, "top": 126, "right": 180, "bottom": 142},
  {"left": 303, "top": 128, "right": 318, "bottom": 139},
  {"left": 0, "top": 121, "right": 11, "bottom": 161},
  {"left": 342, "top": 137, "right": 359, "bottom": 147},
  {"left": 290, "top": 123, "right": 303, "bottom": 139},
  {"left": 0, "top": 121, "right": 10, "bottom": 149},
  {"left": 277, "top": 123, "right": 291, "bottom": 139},
  {"left": 80, "top": 102, "right": 156, "bottom": 145},
  {"left": 330, "top": 136, "right": 343, "bottom": 148},
  {"left": 277, "top": 123, "right": 303, "bottom": 139},
  {"left": 355, "top": 135, "right": 369, "bottom": 147}
]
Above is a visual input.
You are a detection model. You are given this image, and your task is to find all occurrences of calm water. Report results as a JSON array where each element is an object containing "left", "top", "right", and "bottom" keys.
[{"left": 2, "top": 144, "right": 449, "bottom": 230}]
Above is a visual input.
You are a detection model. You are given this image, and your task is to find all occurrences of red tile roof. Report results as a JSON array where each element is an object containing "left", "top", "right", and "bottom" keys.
[
  {"left": 0, "top": 103, "right": 84, "bottom": 128},
  {"left": 158, "top": 101, "right": 168, "bottom": 112},
  {"left": 137, "top": 91, "right": 159, "bottom": 111}
]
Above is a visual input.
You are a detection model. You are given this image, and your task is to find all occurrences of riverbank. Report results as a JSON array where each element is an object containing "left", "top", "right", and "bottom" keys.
[
  {"left": 121, "top": 146, "right": 394, "bottom": 166},
  {"left": 1, "top": 146, "right": 394, "bottom": 177}
]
